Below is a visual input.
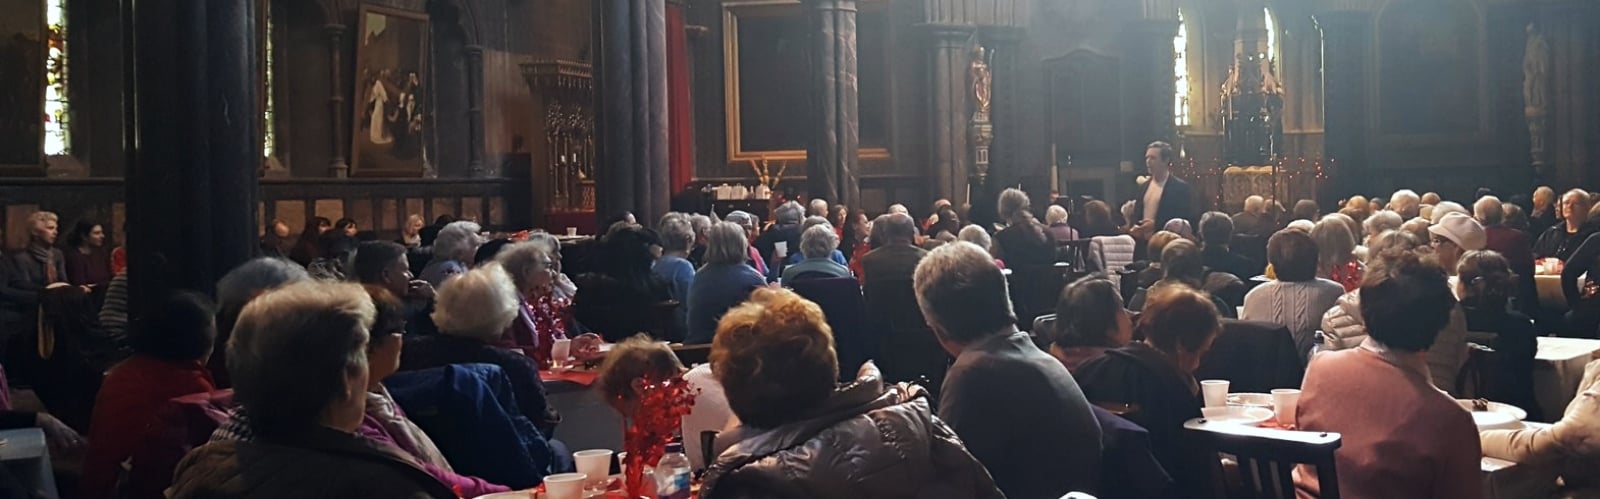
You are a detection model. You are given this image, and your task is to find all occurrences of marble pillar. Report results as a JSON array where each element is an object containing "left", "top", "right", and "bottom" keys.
[
  {"left": 326, "top": 24, "right": 348, "bottom": 177},
  {"left": 1317, "top": 11, "right": 1371, "bottom": 201},
  {"left": 128, "top": 0, "right": 260, "bottom": 314},
  {"left": 803, "top": 0, "right": 861, "bottom": 209},
  {"left": 596, "top": 0, "right": 669, "bottom": 224},
  {"left": 926, "top": 25, "right": 973, "bottom": 208}
]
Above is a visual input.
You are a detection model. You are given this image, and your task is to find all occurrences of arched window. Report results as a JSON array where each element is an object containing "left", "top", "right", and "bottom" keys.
[
  {"left": 1174, "top": 10, "right": 1191, "bottom": 127},
  {"left": 263, "top": 4, "right": 277, "bottom": 159},
  {"left": 44, "top": 0, "right": 69, "bottom": 156},
  {"left": 1264, "top": 7, "right": 1279, "bottom": 63}
]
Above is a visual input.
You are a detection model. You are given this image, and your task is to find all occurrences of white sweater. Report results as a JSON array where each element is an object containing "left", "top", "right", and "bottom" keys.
[{"left": 1242, "top": 278, "right": 1346, "bottom": 361}]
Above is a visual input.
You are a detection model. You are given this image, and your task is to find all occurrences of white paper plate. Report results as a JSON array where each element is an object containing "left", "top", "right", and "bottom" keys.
[
  {"left": 1202, "top": 406, "right": 1275, "bottom": 426},
  {"left": 1227, "top": 393, "right": 1274, "bottom": 408},
  {"left": 1457, "top": 400, "right": 1527, "bottom": 430}
]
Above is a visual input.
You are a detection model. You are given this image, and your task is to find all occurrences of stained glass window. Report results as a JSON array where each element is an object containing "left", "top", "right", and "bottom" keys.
[
  {"left": 44, "top": 0, "right": 69, "bottom": 156},
  {"left": 1174, "top": 11, "right": 1191, "bottom": 127},
  {"left": 263, "top": 5, "right": 276, "bottom": 158}
]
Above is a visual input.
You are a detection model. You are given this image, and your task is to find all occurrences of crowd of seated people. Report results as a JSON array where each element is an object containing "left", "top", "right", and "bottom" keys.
[{"left": 6, "top": 177, "right": 1600, "bottom": 498}]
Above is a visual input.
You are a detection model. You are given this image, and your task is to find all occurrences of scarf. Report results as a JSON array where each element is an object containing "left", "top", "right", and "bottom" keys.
[
  {"left": 367, "top": 387, "right": 452, "bottom": 471},
  {"left": 29, "top": 244, "right": 57, "bottom": 283}
]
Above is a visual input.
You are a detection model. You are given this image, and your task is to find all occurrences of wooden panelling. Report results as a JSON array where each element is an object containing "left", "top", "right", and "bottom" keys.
[
  {"left": 380, "top": 199, "right": 400, "bottom": 230},
  {"left": 462, "top": 197, "right": 484, "bottom": 223},
  {"left": 275, "top": 200, "right": 308, "bottom": 234},
  {"left": 348, "top": 198, "right": 375, "bottom": 232},
  {"left": 314, "top": 199, "right": 345, "bottom": 221}
]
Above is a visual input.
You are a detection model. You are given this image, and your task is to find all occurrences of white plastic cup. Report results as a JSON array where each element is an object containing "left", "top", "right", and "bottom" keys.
[
  {"left": 573, "top": 449, "right": 613, "bottom": 488},
  {"left": 543, "top": 472, "right": 586, "bottom": 499},
  {"left": 617, "top": 451, "right": 628, "bottom": 476},
  {"left": 551, "top": 338, "right": 572, "bottom": 368},
  {"left": 1201, "top": 380, "right": 1230, "bottom": 408},
  {"left": 1272, "top": 388, "right": 1301, "bottom": 425},
  {"left": 566, "top": 227, "right": 578, "bottom": 237},
  {"left": 774, "top": 241, "right": 788, "bottom": 259}
]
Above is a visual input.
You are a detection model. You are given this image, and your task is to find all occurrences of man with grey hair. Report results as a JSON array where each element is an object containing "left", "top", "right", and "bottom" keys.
[
  {"left": 1476, "top": 195, "right": 1537, "bottom": 309},
  {"left": 753, "top": 201, "right": 806, "bottom": 281},
  {"left": 686, "top": 222, "right": 766, "bottom": 344},
  {"left": 212, "top": 257, "right": 311, "bottom": 387},
  {"left": 653, "top": 216, "right": 697, "bottom": 335},
  {"left": 1233, "top": 195, "right": 1267, "bottom": 235},
  {"left": 860, "top": 213, "right": 926, "bottom": 284},
  {"left": 1390, "top": 189, "right": 1422, "bottom": 220},
  {"left": 687, "top": 214, "right": 714, "bottom": 266},
  {"left": 782, "top": 225, "right": 851, "bottom": 282},
  {"left": 808, "top": 198, "right": 829, "bottom": 218},
  {"left": 1530, "top": 185, "right": 1557, "bottom": 235},
  {"left": 420, "top": 220, "right": 484, "bottom": 287},
  {"left": 887, "top": 204, "right": 910, "bottom": 216},
  {"left": 785, "top": 217, "right": 849, "bottom": 266},
  {"left": 913, "top": 242, "right": 1102, "bottom": 499}
]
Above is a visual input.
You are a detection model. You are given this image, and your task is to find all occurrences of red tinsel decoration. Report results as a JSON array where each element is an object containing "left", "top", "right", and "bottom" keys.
[{"left": 620, "top": 374, "right": 698, "bottom": 497}]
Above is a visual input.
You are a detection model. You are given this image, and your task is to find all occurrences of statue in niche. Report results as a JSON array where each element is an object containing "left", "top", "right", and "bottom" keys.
[
  {"left": 971, "top": 45, "right": 992, "bottom": 121},
  {"left": 1523, "top": 22, "right": 1549, "bottom": 167}
]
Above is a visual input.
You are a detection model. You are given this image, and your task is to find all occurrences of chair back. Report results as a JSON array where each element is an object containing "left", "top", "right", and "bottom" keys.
[
  {"left": 1057, "top": 239, "right": 1097, "bottom": 269},
  {"left": 1456, "top": 341, "right": 1499, "bottom": 399},
  {"left": 672, "top": 344, "right": 711, "bottom": 366},
  {"left": 1196, "top": 320, "right": 1304, "bottom": 394},
  {"left": 1184, "top": 418, "right": 1342, "bottom": 499},
  {"left": 861, "top": 278, "right": 949, "bottom": 396},
  {"left": 1231, "top": 233, "right": 1268, "bottom": 272},
  {"left": 650, "top": 300, "right": 683, "bottom": 342},
  {"left": 789, "top": 277, "right": 875, "bottom": 379},
  {"left": 1007, "top": 263, "right": 1069, "bottom": 331}
]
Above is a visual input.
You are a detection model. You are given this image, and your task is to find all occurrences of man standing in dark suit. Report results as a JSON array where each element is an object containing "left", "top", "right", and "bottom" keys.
[{"left": 1131, "top": 141, "right": 1196, "bottom": 239}]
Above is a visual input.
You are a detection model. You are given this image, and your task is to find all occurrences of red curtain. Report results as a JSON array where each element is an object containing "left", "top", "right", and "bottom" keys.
[{"left": 666, "top": 3, "right": 694, "bottom": 193}]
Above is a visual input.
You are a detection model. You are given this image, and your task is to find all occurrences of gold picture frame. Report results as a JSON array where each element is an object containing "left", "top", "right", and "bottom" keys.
[
  {"left": 350, "top": 4, "right": 432, "bottom": 177},
  {"left": 721, "top": 0, "right": 890, "bottom": 164}
]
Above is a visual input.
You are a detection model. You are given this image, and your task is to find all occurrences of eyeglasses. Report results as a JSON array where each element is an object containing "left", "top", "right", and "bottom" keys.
[{"left": 1430, "top": 236, "right": 1454, "bottom": 246}]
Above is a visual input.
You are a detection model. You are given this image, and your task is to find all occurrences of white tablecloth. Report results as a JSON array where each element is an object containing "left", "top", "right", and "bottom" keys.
[
  {"left": 1534, "top": 337, "right": 1600, "bottom": 420},
  {"left": 0, "top": 428, "right": 58, "bottom": 499}
]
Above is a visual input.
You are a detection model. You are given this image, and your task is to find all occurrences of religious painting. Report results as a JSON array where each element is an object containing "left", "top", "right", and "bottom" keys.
[
  {"left": 351, "top": 5, "right": 430, "bottom": 177},
  {"left": 0, "top": 0, "right": 45, "bottom": 172},
  {"left": 1378, "top": 0, "right": 1481, "bottom": 135},
  {"left": 722, "top": 0, "right": 889, "bottom": 163}
]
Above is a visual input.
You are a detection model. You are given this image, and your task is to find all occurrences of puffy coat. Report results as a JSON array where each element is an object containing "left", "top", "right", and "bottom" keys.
[
  {"left": 168, "top": 426, "right": 456, "bottom": 499},
  {"left": 701, "top": 370, "right": 1004, "bottom": 499},
  {"left": 1319, "top": 291, "right": 1469, "bottom": 394}
]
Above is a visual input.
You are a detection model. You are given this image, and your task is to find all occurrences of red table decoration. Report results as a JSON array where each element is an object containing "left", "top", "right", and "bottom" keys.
[{"left": 619, "top": 374, "right": 697, "bottom": 498}]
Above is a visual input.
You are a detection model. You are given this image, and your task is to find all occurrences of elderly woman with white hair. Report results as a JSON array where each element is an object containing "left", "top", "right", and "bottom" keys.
[
  {"left": 785, "top": 217, "right": 850, "bottom": 266},
  {"left": 685, "top": 222, "right": 767, "bottom": 344},
  {"left": 1390, "top": 189, "right": 1422, "bottom": 220},
  {"left": 723, "top": 211, "right": 769, "bottom": 276},
  {"left": 6, "top": 211, "right": 69, "bottom": 299},
  {"left": 652, "top": 215, "right": 697, "bottom": 336},
  {"left": 400, "top": 265, "right": 561, "bottom": 434},
  {"left": 419, "top": 221, "right": 484, "bottom": 287},
  {"left": 170, "top": 282, "right": 457, "bottom": 498},
  {"left": 958, "top": 225, "right": 1006, "bottom": 269},
  {"left": 1045, "top": 205, "right": 1077, "bottom": 242},
  {"left": 782, "top": 225, "right": 852, "bottom": 282}
]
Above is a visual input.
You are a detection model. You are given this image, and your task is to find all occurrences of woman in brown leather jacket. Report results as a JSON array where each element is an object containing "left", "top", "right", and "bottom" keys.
[{"left": 700, "top": 288, "right": 1002, "bottom": 499}]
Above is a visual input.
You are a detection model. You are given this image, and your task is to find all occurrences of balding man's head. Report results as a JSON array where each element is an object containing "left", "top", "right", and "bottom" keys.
[
  {"left": 1533, "top": 186, "right": 1555, "bottom": 210},
  {"left": 1474, "top": 196, "right": 1504, "bottom": 226},
  {"left": 882, "top": 213, "right": 918, "bottom": 245},
  {"left": 1244, "top": 196, "right": 1265, "bottom": 215}
]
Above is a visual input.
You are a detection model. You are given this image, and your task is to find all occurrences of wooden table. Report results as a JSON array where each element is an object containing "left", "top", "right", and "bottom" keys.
[
  {"left": 1533, "top": 337, "right": 1600, "bottom": 421},
  {"left": 1535, "top": 275, "right": 1566, "bottom": 309}
]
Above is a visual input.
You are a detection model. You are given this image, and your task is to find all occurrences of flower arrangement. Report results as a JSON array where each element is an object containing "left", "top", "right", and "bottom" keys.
[
  {"left": 620, "top": 374, "right": 698, "bottom": 497},
  {"left": 747, "top": 156, "right": 789, "bottom": 190}
]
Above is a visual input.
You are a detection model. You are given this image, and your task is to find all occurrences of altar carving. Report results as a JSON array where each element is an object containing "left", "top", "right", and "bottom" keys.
[
  {"left": 970, "top": 45, "right": 994, "bottom": 185},
  {"left": 521, "top": 60, "right": 596, "bottom": 226}
]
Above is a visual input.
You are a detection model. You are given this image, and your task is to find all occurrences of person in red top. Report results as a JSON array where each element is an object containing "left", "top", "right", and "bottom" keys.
[
  {"left": 1476, "top": 196, "right": 1538, "bottom": 309},
  {"left": 82, "top": 292, "right": 219, "bottom": 499}
]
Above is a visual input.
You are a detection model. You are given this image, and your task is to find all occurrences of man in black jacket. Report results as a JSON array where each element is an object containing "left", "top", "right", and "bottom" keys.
[{"left": 1131, "top": 141, "right": 1196, "bottom": 239}]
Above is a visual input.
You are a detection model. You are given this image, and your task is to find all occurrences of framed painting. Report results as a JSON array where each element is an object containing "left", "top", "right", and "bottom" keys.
[
  {"left": 721, "top": 0, "right": 891, "bottom": 164},
  {"left": 0, "top": 0, "right": 46, "bottom": 174},
  {"left": 351, "top": 4, "right": 431, "bottom": 177}
]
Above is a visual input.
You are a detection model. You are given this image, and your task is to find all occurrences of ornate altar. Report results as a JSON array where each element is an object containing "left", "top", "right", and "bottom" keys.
[
  {"left": 521, "top": 59, "right": 596, "bottom": 230},
  {"left": 1218, "top": 17, "right": 1289, "bottom": 207}
]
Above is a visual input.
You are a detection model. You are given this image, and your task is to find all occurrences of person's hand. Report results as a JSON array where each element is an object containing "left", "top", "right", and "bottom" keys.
[
  {"left": 407, "top": 280, "right": 436, "bottom": 300},
  {"left": 1131, "top": 220, "right": 1155, "bottom": 238},
  {"left": 37, "top": 413, "right": 84, "bottom": 452}
]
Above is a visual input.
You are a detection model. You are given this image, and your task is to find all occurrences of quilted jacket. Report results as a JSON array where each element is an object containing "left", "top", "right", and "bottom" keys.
[{"left": 700, "top": 368, "right": 1004, "bottom": 499}]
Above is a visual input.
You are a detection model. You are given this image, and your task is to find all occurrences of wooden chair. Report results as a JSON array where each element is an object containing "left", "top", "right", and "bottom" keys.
[
  {"left": 1456, "top": 342, "right": 1499, "bottom": 399},
  {"left": 1184, "top": 418, "right": 1342, "bottom": 499}
]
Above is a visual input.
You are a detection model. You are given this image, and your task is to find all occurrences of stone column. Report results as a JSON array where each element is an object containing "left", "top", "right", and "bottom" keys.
[
  {"left": 326, "top": 24, "right": 349, "bottom": 177},
  {"left": 803, "top": 0, "right": 861, "bottom": 209},
  {"left": 127, "top": 0, "right": 260, "bottom": 315},
  {"left": 977, "top": 28, "right": 1022, "bottom": 228},
  {"left": 465, "top": 44, "right": 487, "bottom": 177},
  {"left": 925, "top": 25, "right": 973, "bottom": 209},
  {"left": 1316, "top": 10, "right": 1371, "bottom": 201},
  {"left": 595, "top": 0, "right": 669, "bottom": 224}
]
